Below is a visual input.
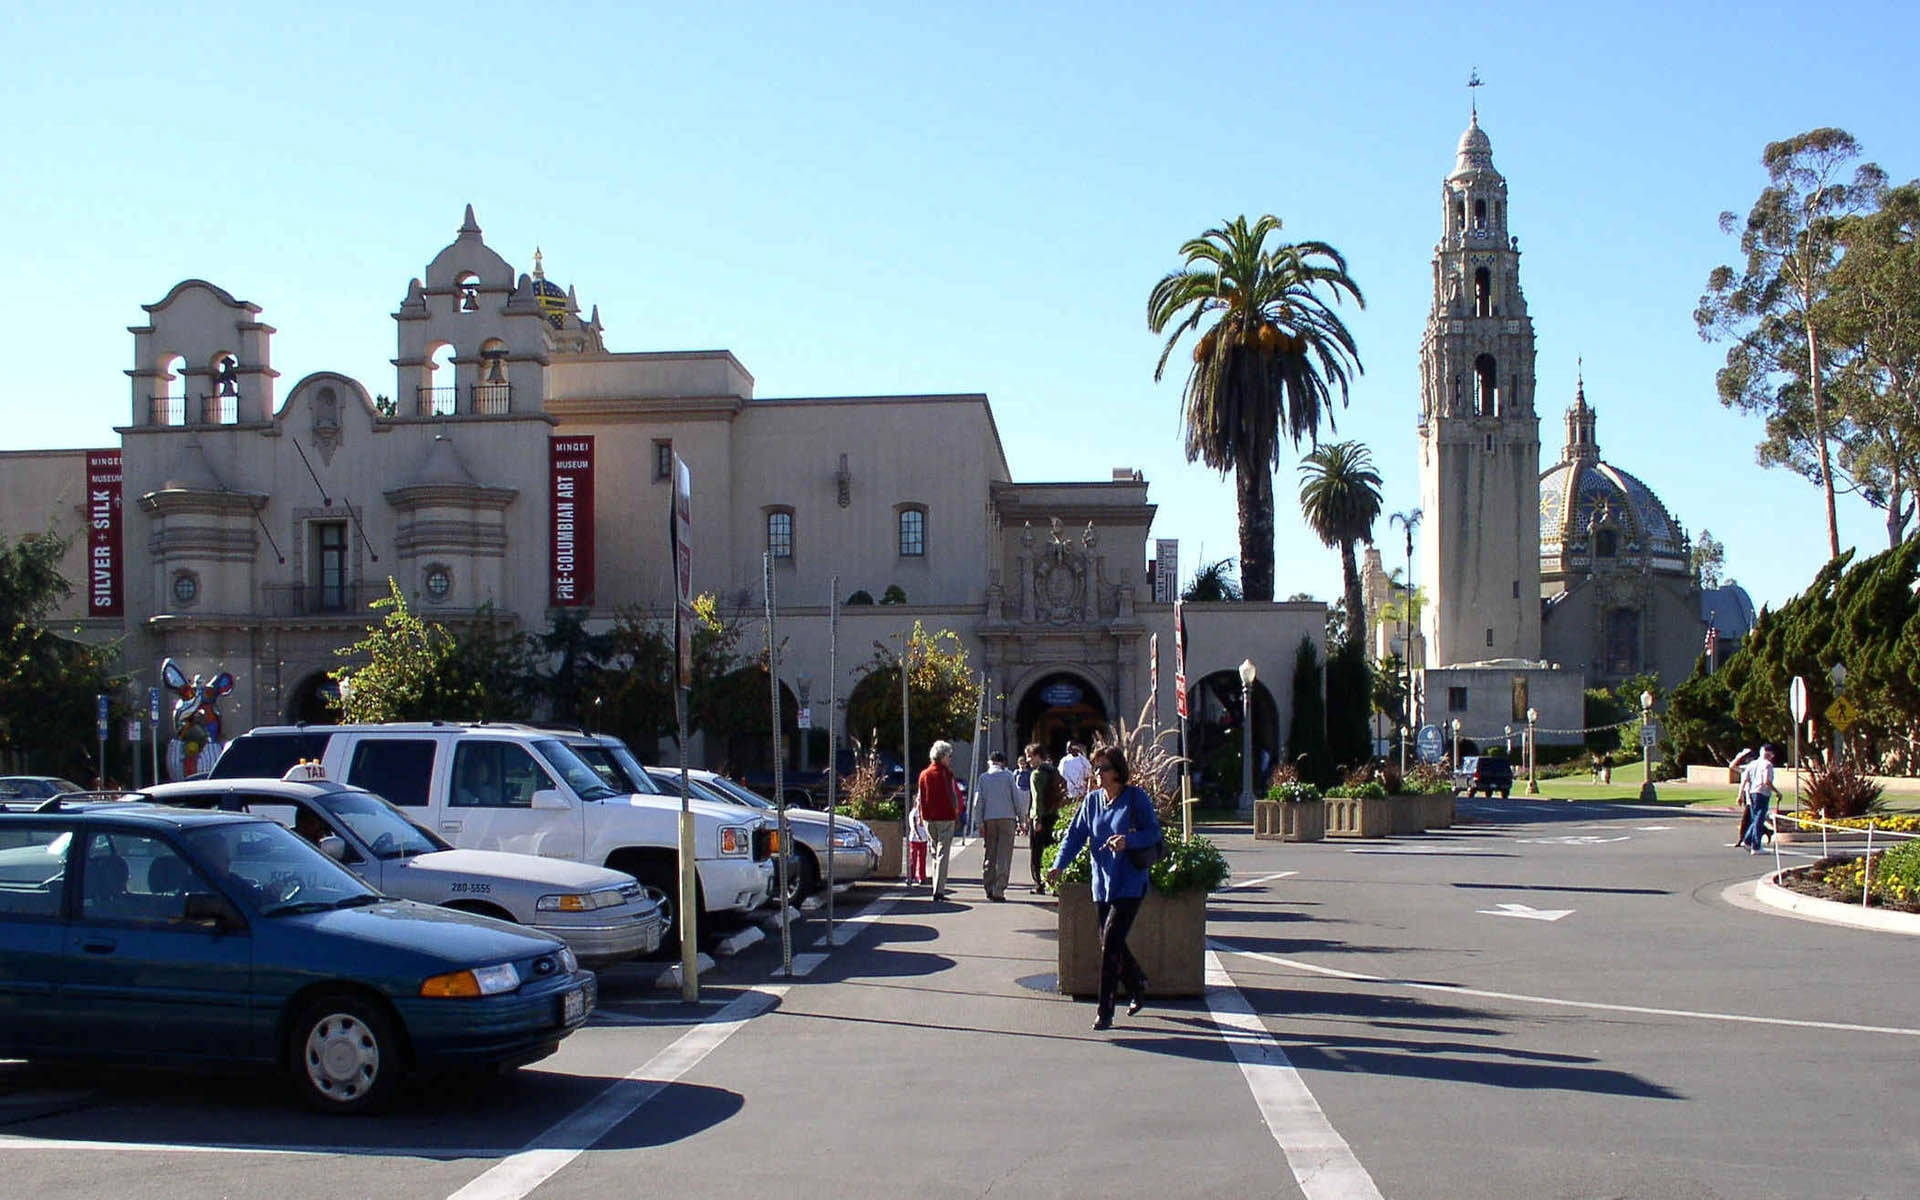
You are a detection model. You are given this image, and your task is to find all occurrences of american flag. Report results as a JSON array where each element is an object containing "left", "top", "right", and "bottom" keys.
[{"left": 1704, "top": 625, "right": 1719, "bottom": 656}]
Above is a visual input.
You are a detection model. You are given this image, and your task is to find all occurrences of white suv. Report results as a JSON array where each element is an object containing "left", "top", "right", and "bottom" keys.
[{"left": 210, "top": 723, "right": 774, "bottom": 952}]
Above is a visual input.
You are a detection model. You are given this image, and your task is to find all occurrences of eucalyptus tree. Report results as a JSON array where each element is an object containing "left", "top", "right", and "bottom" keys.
[
  {"left": 1697, "top": 128, "right": 1885, "bottom": 559},
  {"left": 1149, "top": 214, "right": 1364, "bottom": 601}
]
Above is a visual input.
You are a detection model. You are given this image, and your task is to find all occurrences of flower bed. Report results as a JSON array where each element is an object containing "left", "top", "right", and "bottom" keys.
[{"left": 1773, "top": 846, "right": 1920, "bottom": 913}]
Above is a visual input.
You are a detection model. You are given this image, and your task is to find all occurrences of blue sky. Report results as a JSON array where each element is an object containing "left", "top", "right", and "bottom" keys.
[{"left": 5, "top": 1, "right": 1917, "bottom": 619}]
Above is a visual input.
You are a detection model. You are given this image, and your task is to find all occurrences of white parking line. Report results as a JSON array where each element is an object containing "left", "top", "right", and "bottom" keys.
[
  {"left": 1215, "top": 943, "right": 1920, "bottom": 1038},
  {"left": 1204, "top": 951, "right": 1384, "bottom": 1200},
  {"left": 1223, "top": 871, "right": 1298, "bottom": 890},
  {"left": 447, "top": 985, "right": 786, "bottom": 1200}
]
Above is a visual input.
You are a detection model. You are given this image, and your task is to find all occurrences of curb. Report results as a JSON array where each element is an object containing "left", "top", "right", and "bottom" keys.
[
  {"left": 653, "top": 953, "right": 717, "bottom": 988},
  {"left": 1753, "top": 870, "right": 1920, "bottom": 936}
]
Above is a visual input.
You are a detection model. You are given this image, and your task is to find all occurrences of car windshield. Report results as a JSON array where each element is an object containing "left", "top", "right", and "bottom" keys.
[
  {"left": 532, "top": 738, "right": 620, "bottom": 802},
  {"left": 568, "top": 741, "right": 665, "bottom": 796},
  {"left": 701, "top": 775, "right": 774, "bottom": 810},
  {"left": 648, "top": 770, "right": 751, "bottom": 810},
  {"left": 180, "top": 820, "right": 379, "bottom": 916},
  {"left": 314, "top": 790, "right": 447, "bottom": 859}
]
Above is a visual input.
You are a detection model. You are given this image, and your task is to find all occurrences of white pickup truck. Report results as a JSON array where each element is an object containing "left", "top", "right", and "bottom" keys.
[{"left": 210, "top": 723, "right": 775, "bottom": 952}]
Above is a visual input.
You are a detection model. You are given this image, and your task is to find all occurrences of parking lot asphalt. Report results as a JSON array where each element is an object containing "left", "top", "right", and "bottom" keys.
[{"left": 5, "top": 804, "right": 1918, "bottom": 1200}]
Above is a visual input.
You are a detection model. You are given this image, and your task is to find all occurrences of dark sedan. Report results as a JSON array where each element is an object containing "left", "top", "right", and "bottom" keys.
[{"left": 0, "top": 798, "right": 596, "bottom": 1113}]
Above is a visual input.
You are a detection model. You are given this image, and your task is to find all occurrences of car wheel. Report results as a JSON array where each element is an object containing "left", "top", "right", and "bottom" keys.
[
  {"left": 790, "top": 847, "right": 820, "bottom": 900},
  {"left": 630, "top": 862, "right": 682, "bottom": 958},
  {"left": 290, "top": 992, "right": 399, "bottom": 1115}
]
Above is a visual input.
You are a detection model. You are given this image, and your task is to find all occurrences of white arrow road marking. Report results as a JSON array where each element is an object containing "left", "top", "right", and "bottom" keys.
[
  {"left": 1636, "top": 825, "right": 1673, "bottom": 831},
  {"left": 1516, "top": 835, "right": 1631, "bottom": 845},
  {"left": 1344, "top": 846, "right": 1478, "bottom": 855},
  {"left": 1477, "top": 902, "right": 1574, "bottom": 921}
]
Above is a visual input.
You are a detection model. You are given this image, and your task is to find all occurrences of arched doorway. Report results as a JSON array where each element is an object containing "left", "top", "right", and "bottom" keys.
[
  {"left": 286, "top": 671, "right": 341, "bottom": 725},
  {"left": 1186, "top": 669, "right": 1277, "bottom": 804},
  {"left": 1014, "top": 672, "right": 1107, "bottom": 761}
]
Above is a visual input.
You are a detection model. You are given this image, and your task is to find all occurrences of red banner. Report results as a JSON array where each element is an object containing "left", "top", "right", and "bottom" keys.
[
  {"left": 85, "top": 450, "right": 123, "bottom": 617},
  {"left": 549, "top": 437, "right": 595, "bottom": 606},
  {"left": 1173, "top": 600, "right": 1188, "bottom": 719}
]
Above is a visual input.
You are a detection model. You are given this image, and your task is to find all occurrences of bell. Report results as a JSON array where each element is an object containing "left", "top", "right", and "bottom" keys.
[{"left": 460, "top": 287, "right": 479, "bottom": 312}]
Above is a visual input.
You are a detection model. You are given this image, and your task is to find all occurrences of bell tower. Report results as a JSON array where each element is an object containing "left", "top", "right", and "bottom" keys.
[{"left": 1418, "top": 111, "right": 1542, "bottom": 666}]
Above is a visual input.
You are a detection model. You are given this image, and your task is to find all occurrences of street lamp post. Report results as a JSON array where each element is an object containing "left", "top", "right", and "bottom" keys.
[
  {"left": 1639, "top": 689, "right": 1657, "bottom": 802},
  {"left": 1450, "top": 718, "right": 1460, "bottom": 767},
  {"left": 1504, "top": 724, "right": 1512, "bottom": 756},
  {"left": 1526, "top": 707, "right": 1539, "bottom": 794},
  {"left": 1238, "top": 658, "right": 1257, "bottom": 815},
  {"left": 1829, "top": 661, "right": 1847, "bottom": 762}
]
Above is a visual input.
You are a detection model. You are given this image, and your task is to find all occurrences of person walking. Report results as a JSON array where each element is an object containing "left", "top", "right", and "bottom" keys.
[
  {"left": 972, "top": 751, "right": 1020, "bottom": 901},
  {"left": 1024, "top": 743, "right": 1065, "bottom": 893},
  {"left": 916, "top": 740, "right": 964, "bottom": 900},
  {"left": 1046, "top": 745, "right": 1163, "bottom": 1030},
  {"left": 1060, "top": 741, "right": 1093, "bottom": 805},
  {"left": 1740, "top": 744, "right": 1778, "bottom": 855}
]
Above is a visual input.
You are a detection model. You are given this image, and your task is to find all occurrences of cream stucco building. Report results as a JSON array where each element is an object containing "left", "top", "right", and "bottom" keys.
[{"left": 3, "top": 207, "right": 1321, "bottom": 789}]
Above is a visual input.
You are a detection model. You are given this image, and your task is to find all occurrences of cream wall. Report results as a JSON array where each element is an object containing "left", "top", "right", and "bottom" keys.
[{"left": 0, "top": 448, "right": 104, "bottom": 627}]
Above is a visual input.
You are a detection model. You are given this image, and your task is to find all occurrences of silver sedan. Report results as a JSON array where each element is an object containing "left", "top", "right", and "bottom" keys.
[
  {"left": 646, "top": 767, "right": 881, "bottom": 897},
  {"left": 141, "top": 777, "right": 664, "bottom": 965}
]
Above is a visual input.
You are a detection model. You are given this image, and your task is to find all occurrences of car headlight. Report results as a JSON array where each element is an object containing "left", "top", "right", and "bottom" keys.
[
  {"left": 420, "top": 962, "right": 522, "bottom": 997},
  {"left": 718, "top": 824, "right": 753, "bottom": 856},
  {"left": 830, "top": 828, "right": 864, "bottom": 847},
  {"left": 537, "top": 888, "right": 626, "bottom": 912},
  {"left": 557, "top": 946, "right": 578, "bottom": 974}
]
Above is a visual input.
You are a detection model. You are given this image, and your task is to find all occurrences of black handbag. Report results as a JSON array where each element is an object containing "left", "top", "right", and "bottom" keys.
[{"left": 1122, "top": 789, "right": 1166, "bottom": 868}]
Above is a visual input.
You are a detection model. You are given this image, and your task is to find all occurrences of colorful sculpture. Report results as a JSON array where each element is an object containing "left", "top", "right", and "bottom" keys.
[{"left": 161, "top": 657, "right": 235, "bottom": 780}]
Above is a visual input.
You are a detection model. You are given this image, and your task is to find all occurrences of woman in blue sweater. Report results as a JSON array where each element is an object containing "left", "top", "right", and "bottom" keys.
[{"left": 1046, "top": 745, "right": 1163, "bottom": 1030}]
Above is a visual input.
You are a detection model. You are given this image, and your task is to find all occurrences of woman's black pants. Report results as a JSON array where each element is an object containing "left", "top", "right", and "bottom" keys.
[{"left": 1094, "top": 896, "right": 1146, "bottom": 1018}]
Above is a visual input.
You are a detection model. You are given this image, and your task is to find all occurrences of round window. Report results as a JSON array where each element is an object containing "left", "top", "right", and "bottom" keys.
[
  {"left": 425, "top": 567, "right": 452, "bottom": 599},
  {"left": 171, "top": 573, "right": 198, "bottom": 605}
]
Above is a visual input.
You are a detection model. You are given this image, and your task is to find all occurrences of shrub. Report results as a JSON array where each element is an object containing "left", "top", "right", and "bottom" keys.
[
  {"left": 1802, "top": 758, "right": 1885, "bottom": 819},
  {"left": 1402, "top": 762, "right": 1454, "bottom": 794},
  {"left": 1268, "top": 780, "right": 1320, "bottom": 804},
  {"left": 838, "top": 744, "right": 902, "bottom": 821},
  {"left": 1326, "top": 780, "right": 1387, "bottom": 800},
  {"left": 1867, "top": 840, "right": 1920, "bottom": 908}
]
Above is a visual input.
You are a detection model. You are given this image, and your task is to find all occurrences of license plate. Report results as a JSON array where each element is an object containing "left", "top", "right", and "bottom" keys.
[{"left": 560, "top": 986, "right": 586, "bottom": 1025}]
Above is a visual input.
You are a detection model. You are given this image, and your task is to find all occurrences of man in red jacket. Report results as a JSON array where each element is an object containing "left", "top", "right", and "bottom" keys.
[{"left": 915, "top": 740, "right": 963, "bottom": 901}]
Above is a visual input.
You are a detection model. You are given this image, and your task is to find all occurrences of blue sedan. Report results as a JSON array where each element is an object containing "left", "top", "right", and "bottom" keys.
[{"left": 0, "top": 800, "right": 596, "bottom": 1113}]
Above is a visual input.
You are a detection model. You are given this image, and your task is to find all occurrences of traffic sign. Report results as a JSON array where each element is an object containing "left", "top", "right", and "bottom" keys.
[
  {"left": 796, "top": 706, "right": 812, "bottom": 730},
  {"left": 1416, "top": 724, "right": 1443, "bottom": 763},
  {"left": 1640, "top": 722, "right": 1659, "bottom": 748},
  {"left": 1789, "top": 676, "right": 1809, "bottom": 723}
]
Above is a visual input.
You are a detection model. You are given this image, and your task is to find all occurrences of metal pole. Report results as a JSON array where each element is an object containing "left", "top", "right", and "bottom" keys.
[
  {"left": 963, "top": 671, "right": 986, "bottom": 839},
  {"left": 149, "top": 685, "right": 160, "bottom": 786},
  {"left": 1239, "top": 682, "right": 1253, "bottom": 815},
  {"left": 675, "top": 682, "right": 698, "bottom": 1003},
  {"left": 825, "top": 577, "right": 838, "bottom": 937},
  {"left": 765, "top": 553, "right": 791, "bottom": 976},
  {"left": 900, "top": 631, "right": 912, "bottom": 884}
]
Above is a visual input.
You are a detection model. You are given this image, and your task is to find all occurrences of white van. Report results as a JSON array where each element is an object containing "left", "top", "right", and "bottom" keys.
[{"left": 210, "top": 723, "right": 774, "bottom": 952}]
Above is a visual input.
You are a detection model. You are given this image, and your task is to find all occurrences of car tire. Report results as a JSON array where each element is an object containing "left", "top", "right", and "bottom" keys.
[
  {"left": 790, "top": 846, "right": 820, "bottom": 900},
  {"left": 629, "top": 861, "right": 687, "bottom": 958},
  {"left": 290, "top": 992, "right": 400, "bottom": 1115}
]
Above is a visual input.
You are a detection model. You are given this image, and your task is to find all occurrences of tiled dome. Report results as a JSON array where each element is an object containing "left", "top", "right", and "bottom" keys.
[{"left": 1540, "top": 381, "right": 1690, "bottom": 575}]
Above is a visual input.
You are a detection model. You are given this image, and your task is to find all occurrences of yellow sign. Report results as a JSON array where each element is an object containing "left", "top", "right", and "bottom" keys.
[{"left": 1825, "top": 694, "right": 1862, "bottom": 733}]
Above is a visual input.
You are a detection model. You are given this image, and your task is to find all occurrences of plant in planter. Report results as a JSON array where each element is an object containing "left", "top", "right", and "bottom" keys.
[
  {"left": 1261, "top": 780, "right": 1324, "bottom": 841},
  {"left": 837, "top": 740, "right": 905, "bottom": 876},
  {"left": 1043, "top": 795, "right": 1228, "bottom": 999}
]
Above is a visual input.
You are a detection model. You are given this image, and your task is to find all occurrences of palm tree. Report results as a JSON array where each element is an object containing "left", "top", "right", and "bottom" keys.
[
  {"left": 1149, "top": 214, "right": 1364, "bottom": 601},
  {"left": 1298, "top": 440, "right": 1383, "bottom": 646}
]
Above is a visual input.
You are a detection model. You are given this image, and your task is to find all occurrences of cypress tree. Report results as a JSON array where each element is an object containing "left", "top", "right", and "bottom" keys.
[{"left": 1285, "top": 636, "right": 1333, "bottom": 786}]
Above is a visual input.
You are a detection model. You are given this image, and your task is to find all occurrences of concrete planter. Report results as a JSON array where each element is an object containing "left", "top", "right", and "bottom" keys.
[
  {"left": 1418, "top": 792, "right": 1455, "bottom": 829},
  {"left": 1282, "top": 799, "right": 1326, "bottom": 842},
  {"left": 1056, "top": 882, "right": 1207, "bottom": 999},
  {"left": 1325, "top": 795, "right": 1390, "bottom": 838},
  {"left": 1253, "top": 799, "right": 1284, "bottom": 839},
  {"left": 1387, "top": 794, "right": 1425, "bottom": 835},
  {"left": 863, "top": 817, "right": 905, "bottom": 879}
]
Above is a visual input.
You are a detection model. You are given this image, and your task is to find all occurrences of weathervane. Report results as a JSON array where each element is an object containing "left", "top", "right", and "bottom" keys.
[{"left": 1468, "top": 67, "right": 1483, "bottom": 116}]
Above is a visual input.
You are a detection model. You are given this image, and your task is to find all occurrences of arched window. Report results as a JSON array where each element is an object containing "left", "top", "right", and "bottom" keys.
[
  {"left": 1452, "top": 197, "right": 1465, "bottom": 232},
  {"left": 1473, "top": 199, "right": 1487, "bottom": 230},
  {"left": 422, "top": 343, "right": 457, "bottom": 416},
  {"left": 1473, "top": 267, "right": 1491, "bottom": 317},
  {"left": 1474, "top": 354, "right": 1499, "bottom": 416},
  {"left": 1595, "top": 529, "right": 1618, "bottom": 557},
  {"left": 897, "top": 506, "right": 926, "bottom": 557},
  {"left": 155, "top": 353, "right": 187, "bottom": 425},
  {"left": 766, "top": 508, "right": 794, "bottom": 560},
  {"left": 207, "top": 352, "right": 241, "bottom": 424},
  {"left": 475, "top": 338, "right": 509, "bottom": 413}
]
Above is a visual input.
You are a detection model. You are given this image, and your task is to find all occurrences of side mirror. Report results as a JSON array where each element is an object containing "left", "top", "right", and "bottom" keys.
[
  {"left": 317, "top": 835, "right": 348, "bottom": 862},
  {"left": 529, "top": 789, "right": 571, "bottom": 811},
  {"left": 184, "top": 891, "right": 243, "bottom": 932}
]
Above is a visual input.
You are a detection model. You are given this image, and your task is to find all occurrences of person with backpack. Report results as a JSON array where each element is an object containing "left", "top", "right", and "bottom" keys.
[
  {"left": 1046, "top": 745, "right": 1163, "bottom": 1030},
  {"left": 1024, "top": 743, "right": 1066, "bottom": 894}
]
